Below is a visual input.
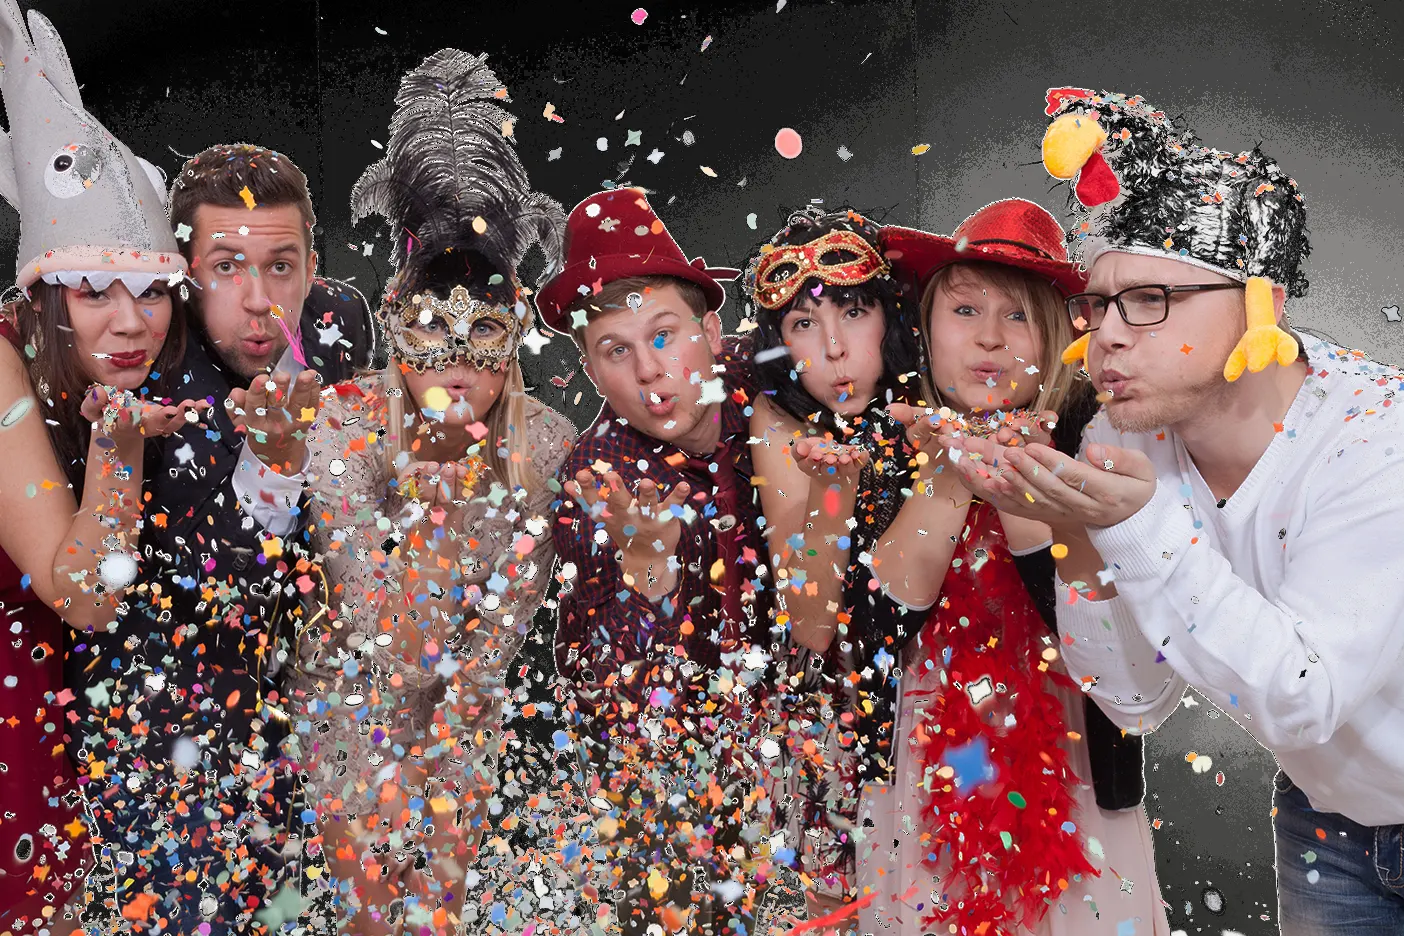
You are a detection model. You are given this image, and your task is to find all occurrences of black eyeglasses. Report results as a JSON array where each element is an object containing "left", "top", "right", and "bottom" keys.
[{"left": 1066, "top": 283, "right": 1246, "bottom": 331}]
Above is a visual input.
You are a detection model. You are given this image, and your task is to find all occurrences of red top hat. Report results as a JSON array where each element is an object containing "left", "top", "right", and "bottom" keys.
[
  {"left": 880, "top": 198, "right": 1087, "bottom": 298},
  {"left": 536, "top": 187, "right": 741, "bottom": 333}
]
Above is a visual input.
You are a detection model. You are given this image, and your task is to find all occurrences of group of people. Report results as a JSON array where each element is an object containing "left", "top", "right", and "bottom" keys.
[{"left": 2, "top": 8, "right": 1401, "bottom": 936}]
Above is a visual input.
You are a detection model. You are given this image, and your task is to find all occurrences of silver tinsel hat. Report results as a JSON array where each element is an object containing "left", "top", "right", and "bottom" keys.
[{"left": 1040, "top": 88, "right": 1309, "bottom": 298}]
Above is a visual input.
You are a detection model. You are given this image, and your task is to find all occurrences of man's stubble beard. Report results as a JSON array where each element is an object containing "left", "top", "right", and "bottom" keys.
[{"left": 1105, "top": 366, "right": 1234, "bottom": 436}]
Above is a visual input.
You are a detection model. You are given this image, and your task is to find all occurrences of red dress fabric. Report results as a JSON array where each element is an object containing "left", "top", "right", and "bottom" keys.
[{"left": 0, "top": 315, "right": 88, "bottom": 921}]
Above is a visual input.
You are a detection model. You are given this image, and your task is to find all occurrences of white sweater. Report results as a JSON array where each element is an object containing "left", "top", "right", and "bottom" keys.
[{"left": 1056, "top": 338, "right": 1404, "bottom": 827}]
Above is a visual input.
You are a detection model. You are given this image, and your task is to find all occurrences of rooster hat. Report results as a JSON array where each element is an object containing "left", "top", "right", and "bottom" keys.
[{"left": 1040, "top": 88, "right": 1308, "bottom": 382}]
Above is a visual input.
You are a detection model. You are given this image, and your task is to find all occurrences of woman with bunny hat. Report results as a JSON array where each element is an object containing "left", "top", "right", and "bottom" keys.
[{"left": 0, "top": 0, "right": 214, "bottom": 925}]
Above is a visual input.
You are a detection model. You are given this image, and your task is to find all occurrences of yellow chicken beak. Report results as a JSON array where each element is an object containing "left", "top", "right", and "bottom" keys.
[{"left": 1043, "top": 112, "right": 1108, "bottom": 180}]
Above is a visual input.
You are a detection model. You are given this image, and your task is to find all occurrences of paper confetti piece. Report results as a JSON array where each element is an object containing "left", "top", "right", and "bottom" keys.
[
  {"left": 631, "top": 7, "right": 648, "bottom": 24},
  {"left": 238, "top": 185, "right": 256, "bottom": 209},
  {"left": 911, "top": 143, "right": 931, "bottom": 155},
  {"left": 700, "top": 165, "right": 717, "bottom": 177},
  {"left": 774, "top": 127, "right": 803, "bottom": 159},
  {"left": 1, "top": 395, "right": 32, "bottom": 429}
]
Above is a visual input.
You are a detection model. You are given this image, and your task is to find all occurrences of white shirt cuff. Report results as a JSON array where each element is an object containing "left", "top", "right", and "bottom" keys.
[{"left": 232, "top": 439, "right": 308, "bottom": 538}]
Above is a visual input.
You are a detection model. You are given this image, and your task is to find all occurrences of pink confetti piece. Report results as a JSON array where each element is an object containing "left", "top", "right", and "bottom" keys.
[
  {"left": 631, "top": 7, "right": 648, "bottom": 24},
  {"left": 268, "top": 304, "right": 308, "bottom": 368},
  {"left": 775, "top": 127, "right": 803, "bottom": 159}
]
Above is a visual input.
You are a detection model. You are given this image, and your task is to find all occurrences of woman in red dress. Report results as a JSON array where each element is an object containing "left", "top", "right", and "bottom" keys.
[{"left": 0, "top": 6, "right": 197, "bottom": 926}]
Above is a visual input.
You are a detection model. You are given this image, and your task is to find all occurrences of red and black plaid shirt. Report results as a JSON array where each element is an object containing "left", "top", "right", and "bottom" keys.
[{"left": 552, "top": 335, "right": 771, "bottom": 702}]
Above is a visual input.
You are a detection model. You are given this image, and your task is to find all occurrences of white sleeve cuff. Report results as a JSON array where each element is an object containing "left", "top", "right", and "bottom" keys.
[{"left": 232, "top": 439, "right": 308, "bottom": 538}]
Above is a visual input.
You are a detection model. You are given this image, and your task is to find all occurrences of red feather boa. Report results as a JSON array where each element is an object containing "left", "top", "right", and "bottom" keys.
[{"left": 909, "top": 503, "right": 1097, "bottom": 932}]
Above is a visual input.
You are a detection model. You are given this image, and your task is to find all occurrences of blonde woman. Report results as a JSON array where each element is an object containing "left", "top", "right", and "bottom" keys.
[
  {"left": 283, "top": 49, "right": 576, "bottom": 933},
  {"left": 850, "top": 200, "right": 1167, "bottom": 935}
]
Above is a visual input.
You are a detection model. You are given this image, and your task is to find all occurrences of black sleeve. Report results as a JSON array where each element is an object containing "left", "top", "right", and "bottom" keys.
[
  {"left": 1052, "top": 381, "right": 1100, "bottom": 456},
  {"left": 826, "top": 562, "right": 925, "bottom": 674}
]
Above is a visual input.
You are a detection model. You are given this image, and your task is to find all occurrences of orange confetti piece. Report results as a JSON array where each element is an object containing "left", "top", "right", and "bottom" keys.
[{"left": 122, "top": 893, "right": 161, "bottom": 921}]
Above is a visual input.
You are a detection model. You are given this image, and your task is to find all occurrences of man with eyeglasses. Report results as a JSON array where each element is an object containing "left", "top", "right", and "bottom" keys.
[{"left": 942, "top": 88, "right": 1404, "bottom": 934}]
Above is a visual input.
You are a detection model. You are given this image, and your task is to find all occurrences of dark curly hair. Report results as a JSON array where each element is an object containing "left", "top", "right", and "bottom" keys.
[{"left": 742, "top": 207, "right": 923, "bottom": 434}]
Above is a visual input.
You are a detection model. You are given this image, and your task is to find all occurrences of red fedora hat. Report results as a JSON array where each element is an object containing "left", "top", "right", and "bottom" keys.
[
  {"left": 880, "top": 198, "right": 1087, "bottom": 298},
  {"left": 536, "top": 187, "right": 740, "bottom": 333}
]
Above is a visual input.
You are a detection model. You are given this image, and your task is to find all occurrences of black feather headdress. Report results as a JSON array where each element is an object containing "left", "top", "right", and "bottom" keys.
[
  {"left": 351, "top": 49, "right": 565, "bottom": 292},
  {"left": 1043, "top": 89, "right": 1310, "bottom": 298}
]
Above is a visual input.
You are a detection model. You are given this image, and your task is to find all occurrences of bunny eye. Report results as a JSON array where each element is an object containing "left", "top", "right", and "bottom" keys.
[{"left": 44, "top": 144, "right": 102, "bottom": 198}]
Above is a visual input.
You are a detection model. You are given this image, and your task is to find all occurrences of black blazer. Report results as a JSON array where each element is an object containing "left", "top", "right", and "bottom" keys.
[{"left": 65, "top": 278, "right": 375, "bottom": 773}]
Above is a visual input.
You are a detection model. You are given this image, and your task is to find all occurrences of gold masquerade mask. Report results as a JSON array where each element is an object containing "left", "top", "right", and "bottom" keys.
[{"left": 386, "top": 284, "right": 526, "bottom": 373}]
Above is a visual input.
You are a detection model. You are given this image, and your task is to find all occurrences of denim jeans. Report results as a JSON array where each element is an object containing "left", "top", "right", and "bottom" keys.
[{"left": 1273, "top": 771, "right": 1404, "bottom": 934}]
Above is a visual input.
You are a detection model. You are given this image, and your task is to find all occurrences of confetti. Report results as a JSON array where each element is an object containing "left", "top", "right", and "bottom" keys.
[
  {"left": 237, "top": 185, "right": 256, "bottom": 209},
  {"left": 631, "top": 7, "right": 648, "bottom": 24},
  {"left": 911, "top": 143, "right": 931, "bottom": 155},
  {"left": 774, "top": 127, "right": 803, "bottom": 159}
]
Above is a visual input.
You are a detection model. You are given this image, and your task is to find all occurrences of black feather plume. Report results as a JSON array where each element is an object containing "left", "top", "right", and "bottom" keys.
[{"left": 350, "top": 49, "right": 565, "bottom": 286}]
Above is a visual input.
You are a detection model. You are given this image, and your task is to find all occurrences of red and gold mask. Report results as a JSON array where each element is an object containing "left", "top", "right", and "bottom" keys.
[{"left": 750, "top": 229, "right": 890, "bottom": 310}]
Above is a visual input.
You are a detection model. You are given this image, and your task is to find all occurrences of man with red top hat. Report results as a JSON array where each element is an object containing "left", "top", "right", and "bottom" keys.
[{"left": 537, "top": 187, "right": 773, "bottom": 935}]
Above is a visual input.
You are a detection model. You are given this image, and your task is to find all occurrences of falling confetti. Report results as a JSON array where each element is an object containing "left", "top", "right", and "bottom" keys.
[
  {"left": 774, "top": 127, "right": 803, "bottom": 159},
  {"left": 631, "top": 7, "right": 648, "bottom": 24}
]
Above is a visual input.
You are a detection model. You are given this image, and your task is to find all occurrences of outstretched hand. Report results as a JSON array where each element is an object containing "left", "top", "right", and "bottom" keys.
[
  {"left": 935, "top": 432, "right": 1158, "bottom": 528},
  {"left": 565, "top": 468, "right": 689, "bottom": 564},
  {"left": 229, "top": 369, "right": 321, "bottom": 474},
  {"left": 790, "top": 436, "right": 869, "bottom": 482},
  {"left": 80, "top": 384, "right": 205, "bottom": 446}
]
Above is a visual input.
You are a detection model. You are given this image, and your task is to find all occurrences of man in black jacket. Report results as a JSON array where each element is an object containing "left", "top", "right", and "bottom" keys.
[{"left": 67, "top": 144, "right": 377, "bottom": 933}]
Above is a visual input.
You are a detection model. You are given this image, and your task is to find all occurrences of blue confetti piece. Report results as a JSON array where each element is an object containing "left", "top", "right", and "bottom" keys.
[
  {"left": 552, "top": 730, "right": 571, "bottom": 750},
  {"left": 653, "top": 334, "right": 666, "bottom": 349},
  {"left": 19, "top": 573, "right": 30, "bottom": 591},
  {"left": 836, "top": 536, "right": 850, "bottom": 550},
  {"left": 301, "top": 808, "right": 319, "bottom": 824},
  {"left": 944, "top": 737, "right": 996, "bottom": 792},
  {"left": 1061, "top": 820, "right": 1077, "bottom": 834}
]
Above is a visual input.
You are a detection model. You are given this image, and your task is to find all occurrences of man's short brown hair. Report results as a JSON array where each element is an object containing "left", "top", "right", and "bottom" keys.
[
  {"left": 168, "top": 144, "right": 316, "bottom": 260},
  {"left": 563, "top": 274, "right": 710, "bottom": 354}
]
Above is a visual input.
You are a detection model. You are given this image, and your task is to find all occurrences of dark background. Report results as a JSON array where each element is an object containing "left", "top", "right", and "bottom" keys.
[{"left": 7, "top": 1, "right": 1403, "bottom": 932}]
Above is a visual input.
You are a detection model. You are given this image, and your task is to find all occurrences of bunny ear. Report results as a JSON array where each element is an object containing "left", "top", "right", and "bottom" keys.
[{"left": 25, "top": 10, "right": 82, "bottom": 109}]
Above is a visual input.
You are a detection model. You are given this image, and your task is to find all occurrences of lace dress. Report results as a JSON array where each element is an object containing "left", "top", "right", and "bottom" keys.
[{"left": 284, "top": 375, "right": 576, "bottom": 825}]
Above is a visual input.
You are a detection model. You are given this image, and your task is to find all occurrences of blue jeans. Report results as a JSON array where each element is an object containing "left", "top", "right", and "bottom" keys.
[{"left": 1274, "top": 771, "right": 1404, "bottom": 934}]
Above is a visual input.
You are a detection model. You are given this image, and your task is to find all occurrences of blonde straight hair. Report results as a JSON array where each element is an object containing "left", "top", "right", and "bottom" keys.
[
  {"left": 378, "top": 357, "right": 541, "bottom": 496},
  {"left": 916, "top": 260, "right": 1084, "bottom": 416}
]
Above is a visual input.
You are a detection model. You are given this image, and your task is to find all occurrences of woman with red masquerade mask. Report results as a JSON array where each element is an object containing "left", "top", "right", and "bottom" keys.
[{"left": 745, "top": 206, "right": 927, "bottom": 923}]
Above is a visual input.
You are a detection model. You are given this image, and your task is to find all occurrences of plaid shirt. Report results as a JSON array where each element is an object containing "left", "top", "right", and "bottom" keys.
[{"left": 552, "top": 335, "right": 771, "bottom": 703}]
